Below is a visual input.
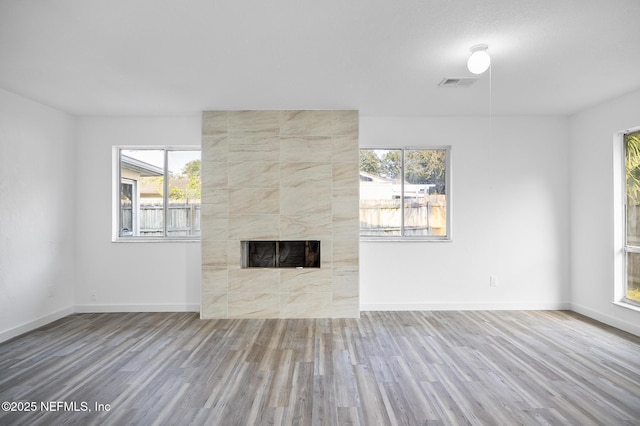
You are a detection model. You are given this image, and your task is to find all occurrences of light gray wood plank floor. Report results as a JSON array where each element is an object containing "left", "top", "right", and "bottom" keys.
[{"left": 1, "top": 310, "right": 639, "bottom": 425}]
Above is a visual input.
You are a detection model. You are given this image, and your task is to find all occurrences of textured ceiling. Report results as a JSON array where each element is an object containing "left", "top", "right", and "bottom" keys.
[{"left": 0, "top": 0, "right": 639, "bottom": 116}]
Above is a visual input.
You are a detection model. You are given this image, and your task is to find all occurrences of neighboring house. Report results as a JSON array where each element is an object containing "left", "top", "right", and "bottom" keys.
[
  {"left": 360, "top": 171, "right": 394, "bottom": 200},
  {"left": 360, "top": 171, "right": 435, "bottom": 201},
  {"left": 120, "top": 154, "right": 164, "bottom": 201},
  {"left": 120, "top": 155, "right": 201, "bottom": 237},
  {"left": 120, "top": 155, "right": 163, "bottom": 235}
]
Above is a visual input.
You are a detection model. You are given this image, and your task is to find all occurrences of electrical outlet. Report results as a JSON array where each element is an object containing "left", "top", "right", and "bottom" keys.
[
  {"left": 90, "top": 290, "right": 97, "bottom": 301},
  {"left": 47, "top": 286, "right": 55, "bottom": 298},
  {"left": 490, "top": 276, "right": 498, "bottom": 287}
]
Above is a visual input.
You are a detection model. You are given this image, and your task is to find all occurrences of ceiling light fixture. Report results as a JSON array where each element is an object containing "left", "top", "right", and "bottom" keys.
[{"left": 467, "top": 44, "right": 490, "bottom": 74}]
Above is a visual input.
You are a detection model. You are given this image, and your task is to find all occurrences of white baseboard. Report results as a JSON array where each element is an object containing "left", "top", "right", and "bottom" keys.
[
  {"left": 360, "top": 302, "right": 571, "bottom": 311},
  {"left": 570, "top": 303, "right": 640, "bottom": 337},
  {"left": 74, "top": 303, "right": 200, "bottom": 313},
  {"left": 0, "top": 306, "right": 75, "bottom": 343}
]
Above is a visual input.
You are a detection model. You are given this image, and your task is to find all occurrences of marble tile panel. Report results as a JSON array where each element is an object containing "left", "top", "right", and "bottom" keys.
[
  {"left": 202, "top": 161, "right": 228, "bottom": 189},
  {"left": 280, "top": 213, "right": 332, "bottom": 240},
  {"left": 229, "top": 187, "right": 280, "bottom": 215},
  {"left": 318, "top": 240, "right": 333, "bottom": 266},
  {"left": 228, "top": 111, "right": 280, "bottom": 136},
  {"left": 228, "top": 293, "right": 280, "bottom": 318},
  {"left": 201, "top": 189, "right": 228, "bottom": 215},
  {"left": 332, "top": 268, "right": 359, "bottom": 298},
  {"left": 201, "top": 293, "right": 227, "bottom": 318},
  {"left": 200, "top": 214, "right": 228, "bottom": 241},
  {"left": 228, "top": 135, "right": 280, "bottom": 162},
  {"left": 228, "top": 268, "right": 280, "bottom": 294},
  {"left": 280, "top": 268, "right": 332, "bottom": 293},
  {"left": 332, "top": 240, "right": 359, "bottom": 268},
  {"left": 202, "top": 111, "right": 228, "bottom": 135},
  {"left": 227, "top": 239, "right": 243, "bottom": 270},
  {"left": 228, "top": 161, "right": 280, "bottom": 188},
  {"left": 280, "top": 292, "right": 333, "bottom": 318},
  {"left": 332, "top": 162, "right": 359, "bottom": 189},
  {"left": 201, "top": 110, "right": 360, "bottom": 319},
  {"left": 331, "top": 110, "right": 359, "bottom": 137},
  {"left": 202, "top": 266, "right": 228, "bottom": 293},
  {"left": 330, "top": 296, "right": 360, "bottom": 318},
  {"left": 332, "top": 186, "right": 359, "bottom": 218},
  {"left": 332, "top": 216, "right": 359, "bottom": 241},
  {"left": 228, "top": 214, "right": 280, "bottom": 240},
  {"left": 332, "top": 136, "right": 359, "bottom": 163},
  {"left": 202, "top": 135, "right": 228, "bottom": 163},
  {"left": 280, "top": 137, "right": 332, "bottom": 163},
  {"left": 202, "top": 240, "right": 229, "bottom": 267},
  {"left": 280, "top": 186, "right": 331, "bottom": 216},
  {"left": 280, "top": 110, "right": 333, "bottom": 137},
  {"left": 279, "top": 162, "right": 332, "bottom": 188}
]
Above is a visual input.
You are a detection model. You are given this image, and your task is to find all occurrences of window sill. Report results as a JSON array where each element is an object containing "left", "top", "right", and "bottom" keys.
[
  {"left": 360, "top": 237, "right": 452, "bottom": 243},
  {"left": 113, "top": 238, "right": 200, "bottom": 243},
  {"left": 612, "top": 300, "right": 640, "bottom": 313}
]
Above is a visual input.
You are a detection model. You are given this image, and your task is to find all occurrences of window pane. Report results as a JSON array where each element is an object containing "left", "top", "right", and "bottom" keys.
[
  {"left": 359, "top": 149, "right": 402, "bottom": 236},
  {"left": 626, "top": 132, "right": 640, "bottom": 246},
  {"left": 625, "top": 131, "right": 640, "bottom": 304},
  {"left": 167, "top": 151, "right": 201, "bottom": 237},
  {"left": 626, "top": 252, "right": 640, "bottom": 303},
  {"left": 120, "top": 149, "right": 164, "bottom": 237},
  {"left": 403, "top": 149, "right": 447, "bottom": 236}
]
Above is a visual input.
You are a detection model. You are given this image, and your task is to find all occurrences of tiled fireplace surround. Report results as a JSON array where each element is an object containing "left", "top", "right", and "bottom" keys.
[{"left": 200, "top": 110, "right": 359, "bottom": 318}]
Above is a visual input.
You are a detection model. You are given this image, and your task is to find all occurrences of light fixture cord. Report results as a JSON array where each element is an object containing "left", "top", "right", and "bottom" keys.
[
  {"left": 488, "top": 60, "right": 494, "bottom": 192},
  {"left": 488, "top": 60, "right": 496, "bottom": 278},
  {"left": 489, "top": 62, "right": 493, "bottom": 132}
]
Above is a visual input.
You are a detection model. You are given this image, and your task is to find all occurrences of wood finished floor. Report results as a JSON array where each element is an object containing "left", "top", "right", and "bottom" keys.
[{"left": 0, "top": 311, "right": 639, "bottom": 426}]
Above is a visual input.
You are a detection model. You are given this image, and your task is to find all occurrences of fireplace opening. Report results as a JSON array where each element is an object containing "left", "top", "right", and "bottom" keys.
[{"left": 241, "top": 240, "right": 320, "bottom": 268}]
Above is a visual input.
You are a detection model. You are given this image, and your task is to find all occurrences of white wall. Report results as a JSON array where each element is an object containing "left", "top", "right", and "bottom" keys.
[
  {"left": 569, "top": 89, "right": 640, "bottom": 336},
  {"left": 0, "top": 89, "right": 76, "bottom": 341},
  {"left": 3, "top": 89, "right": 637, "bottom": 337},
  {"left": 73, "top": 115, "right": 571, "bottom": 313},
  {"left": 75, "top": 116, "right": 201, "bottom": 311},
  {"left": 359, "top": 116, "right": 571, "bottom": 310}
]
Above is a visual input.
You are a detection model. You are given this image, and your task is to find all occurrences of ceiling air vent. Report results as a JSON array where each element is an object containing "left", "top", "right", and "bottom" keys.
[{"left": 438, "top": 77, "right": 478, "bottom": 87}]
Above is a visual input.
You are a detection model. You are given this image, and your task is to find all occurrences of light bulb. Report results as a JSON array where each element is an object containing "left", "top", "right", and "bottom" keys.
[{"left": 467, "top": 44, "right": 490, "bottom": 74}]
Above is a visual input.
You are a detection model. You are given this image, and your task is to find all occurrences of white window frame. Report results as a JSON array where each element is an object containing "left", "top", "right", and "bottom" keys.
[
  {"left": 614, "top": 127, "right": 640, "bottom": 311},
  {"left": 112, "top": 146, "right": 201, "bottom": 242},
  {"left": 359, "top": 146, "right": 452, "bottom": 241}
]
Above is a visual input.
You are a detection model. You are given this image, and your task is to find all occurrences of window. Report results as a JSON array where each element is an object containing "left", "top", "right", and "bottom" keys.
[
  {"left": 624, "top": 130, "right": 640, "bottom": 305},
  {"left": 115, "top": 147, "right": 201, "bottom": 240},
  {"left": 359, "top": 147, "right": 450, "bottom": 239}
]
